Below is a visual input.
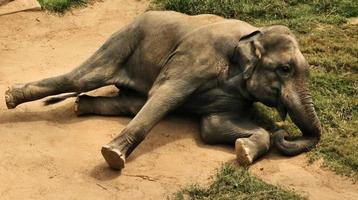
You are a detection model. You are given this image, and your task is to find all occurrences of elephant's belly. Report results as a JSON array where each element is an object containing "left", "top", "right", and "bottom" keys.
[
  {"left": 111, "top": 57, "right": 162, "bottom": 95},
  {"left": 179, "top": 88, "right": 249, "bottom": 115},
  {"left": 115, "top": 44, "right": 173, "bottom": 95}
]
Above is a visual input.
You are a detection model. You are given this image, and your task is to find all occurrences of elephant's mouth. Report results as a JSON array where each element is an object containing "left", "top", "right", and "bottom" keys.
[{"left": 276, "top": 100, "right": 288, "bottom": 121}]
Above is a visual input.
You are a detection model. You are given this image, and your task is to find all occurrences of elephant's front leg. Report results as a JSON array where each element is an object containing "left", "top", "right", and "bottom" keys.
[
  {"left": 101, "top": 79, "right": 202, "bottom": 170},
  {"left": 200, "top": 112, "right": 271, "bottom": 166}
]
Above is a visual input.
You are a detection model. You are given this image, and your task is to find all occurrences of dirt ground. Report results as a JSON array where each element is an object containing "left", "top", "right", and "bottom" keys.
[{"left": 0, "top": 0, "right": 357, "bottom": 199}]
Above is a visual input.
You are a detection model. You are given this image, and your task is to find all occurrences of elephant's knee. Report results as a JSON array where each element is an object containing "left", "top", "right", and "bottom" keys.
[
  {"left": 200, "top": 129, "right": 218, "bottom": 144},
  {"left": 200, "top": 115, "right": 222, "bottom": 144}
]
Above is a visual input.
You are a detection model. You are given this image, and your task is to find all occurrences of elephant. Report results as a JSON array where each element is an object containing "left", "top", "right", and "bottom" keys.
[{"left": 5, "top": 11, "right": 321, "bottom": 170}]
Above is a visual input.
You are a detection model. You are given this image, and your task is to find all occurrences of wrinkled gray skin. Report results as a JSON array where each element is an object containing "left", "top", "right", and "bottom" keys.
[{"left": 5, "top": 11, "right": 321, "bottom": 170}]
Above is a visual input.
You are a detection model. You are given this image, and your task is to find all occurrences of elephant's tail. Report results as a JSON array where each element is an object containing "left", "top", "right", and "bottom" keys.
[{"left": 43, "top": 92, "right": 80, "bottom": 106}]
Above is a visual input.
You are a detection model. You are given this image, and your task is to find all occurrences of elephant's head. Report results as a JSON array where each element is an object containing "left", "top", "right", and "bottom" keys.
[{"left": 228, "top": 25, "right": 321, "bottom": 156}]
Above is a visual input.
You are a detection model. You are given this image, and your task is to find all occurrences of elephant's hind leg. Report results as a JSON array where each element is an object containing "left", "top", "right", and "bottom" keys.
[
  {"left": 5, "top": 25, "right": 139, "bottom": 109},
  {"left": 201, "top": 113, "right": 270, "bottom": 166},
  {"left": 5, "top": 66, "right": 114, "bottom": 109},
  {"left": 75, "top": 94, "right": 146, "bottom": 116}
]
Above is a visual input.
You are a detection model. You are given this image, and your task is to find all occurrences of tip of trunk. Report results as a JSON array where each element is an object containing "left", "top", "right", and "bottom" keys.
[{"left": 274, "top": 126, "right": 321, "bottom": 156}]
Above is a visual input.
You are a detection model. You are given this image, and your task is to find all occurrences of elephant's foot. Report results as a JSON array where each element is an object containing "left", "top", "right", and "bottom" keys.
[
  {"left": 235, "top": 138, "right": 254, "bottom": 166},
  {"left": 101, "top": 145, "right": 126, "bottom": 170},
  {"left": 5, "top": 84, "right": 25, "bottom": 109}
]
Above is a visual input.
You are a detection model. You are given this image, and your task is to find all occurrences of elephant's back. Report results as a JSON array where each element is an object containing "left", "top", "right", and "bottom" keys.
[
  {"left": 122, "top": 11, "right": 226, "bottom": 92},
  {"left": 138, "top": 11, "right": 226, "bottom": 32},
  {"left": 120, "top": 11, "right": 256, "bottom": 94}
]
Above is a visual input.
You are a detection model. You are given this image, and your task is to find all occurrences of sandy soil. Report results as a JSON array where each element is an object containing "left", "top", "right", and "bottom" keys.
[{"left": 0, "top": 0, "right": 357, "bottom": 199}]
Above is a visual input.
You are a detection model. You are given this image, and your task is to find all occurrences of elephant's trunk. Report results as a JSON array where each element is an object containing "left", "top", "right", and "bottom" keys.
[{"left": 274, "top": 82, "right": 321, "bottom": 156}]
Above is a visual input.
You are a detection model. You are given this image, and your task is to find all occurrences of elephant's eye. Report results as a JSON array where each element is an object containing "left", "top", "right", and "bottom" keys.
[{"left": 276, "top": 65, "right": 291, "bottom": 76}]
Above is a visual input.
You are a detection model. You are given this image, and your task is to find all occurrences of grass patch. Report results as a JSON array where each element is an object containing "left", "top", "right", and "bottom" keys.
[
  {"left": 38, "top": 0, "right": 87, "bottom": 12},
  {"left": 151, "top": 0, "right": 357, "bottom": 33},
  {"left": 173, "top": 164, "right": 304, "bottom": 200},
  {"left": 152, "top": 0, "right": 358, "bottom": 180},
  {"left": 299, "top": 24, "right": 358, "bottom": 73},
  {"left": 308, "top": 68, "right": 357, "bottom": 179},
  {"left": 299, "top": 24, "right": 357, "bottom": 179}
]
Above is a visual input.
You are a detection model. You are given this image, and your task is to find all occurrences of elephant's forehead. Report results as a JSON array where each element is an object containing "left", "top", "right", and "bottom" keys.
[
  {"left": 262, "top": 49, "right": 295, "bottom": 66},
  {"left": 261, "top": 34, "right": 298, "bottom": 51}
]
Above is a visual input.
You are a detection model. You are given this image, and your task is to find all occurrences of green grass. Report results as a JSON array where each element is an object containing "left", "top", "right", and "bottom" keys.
[
  {"left": 38, "top": 0, "right": 87, "bottom": 12},
  {"left": 308, "top": 69, "right": 357, "bottom": 178},
  {"left": 290, "top": 24, "right": 357, "bottom": 179},
  {"left": 300, "top": 24, "right": 358, "bottom": 73},
  {"left": 152, "top": 0, "right": 358, "bottom": 182},
  {"left": 151, "top": 0, "right": 357, "bottom": 33},
  {"left": 173, "top": 164, "right": 304, "bottom": 200}
]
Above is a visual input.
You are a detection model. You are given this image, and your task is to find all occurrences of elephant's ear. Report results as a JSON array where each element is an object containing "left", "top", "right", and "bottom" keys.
[{"left": 231, "top": 30, "right": 263, "bottom": 80}]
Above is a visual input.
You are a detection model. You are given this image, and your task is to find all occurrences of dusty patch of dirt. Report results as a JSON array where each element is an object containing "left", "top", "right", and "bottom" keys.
[
  {"left": 347, "top": 17, "right": 358, "bottom": 25},
  {"left": 0, "top": 0, "right": 40, "bottom": 16},
  {"left": 0, "top": 0, "right": 357, "bottom": 199},
  {"left": 250, "top": 153, "right": 358, "bottom": 200}
]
